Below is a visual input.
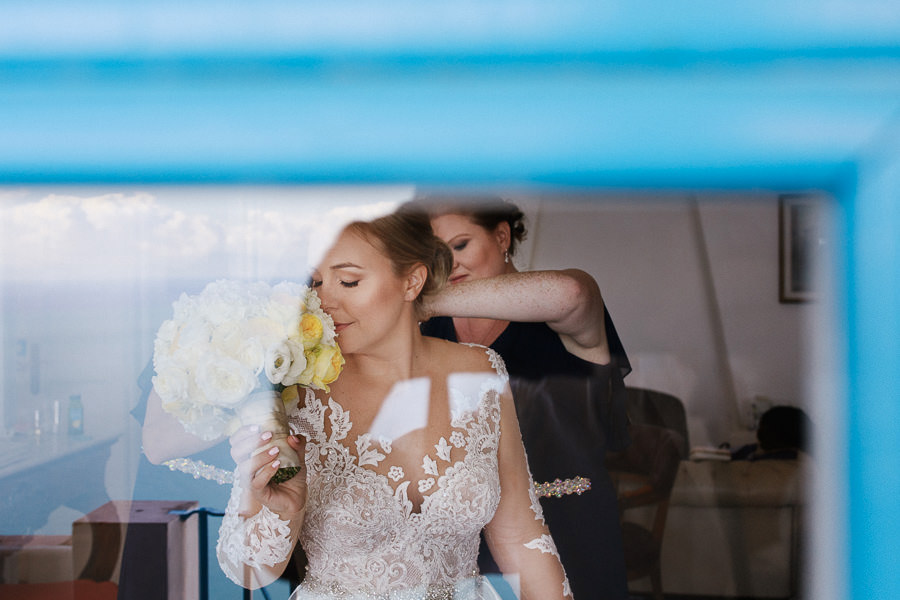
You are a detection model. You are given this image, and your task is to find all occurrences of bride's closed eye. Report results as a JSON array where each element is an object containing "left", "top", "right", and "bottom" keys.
[
  {"left": 339, "top": 280, "right": 359, "bottom": 288},
  {"left": 452, "top": 240, "right": 468, "bottom": 252}
]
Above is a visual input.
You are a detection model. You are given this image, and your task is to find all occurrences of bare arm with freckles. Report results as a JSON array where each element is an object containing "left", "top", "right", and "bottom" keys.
[{"left": 423, "top": 269, "right": 610, "bottom": 366}]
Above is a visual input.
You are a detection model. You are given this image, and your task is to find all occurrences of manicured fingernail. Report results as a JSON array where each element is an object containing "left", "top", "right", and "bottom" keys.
[
  {"left": 261, "top": 431, "right": 273, "bottom": 441},
  {"left": 271, "top": 460, "right": 281, "bottom": 469},
  {"left": 268, "top": 446, "right": 279, "bottom": 456}
]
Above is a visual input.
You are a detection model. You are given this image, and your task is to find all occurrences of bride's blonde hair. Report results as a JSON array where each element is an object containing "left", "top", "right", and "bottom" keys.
[{"left": 345, "top": 205, "right": 453, "bottom": 318}]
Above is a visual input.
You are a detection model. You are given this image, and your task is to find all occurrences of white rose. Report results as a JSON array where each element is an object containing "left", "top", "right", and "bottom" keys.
[
  {"left": 165, "top": 330, "right": 209, "bottom": 370},
  {"left": 213, "top": 320, "right": 268, "bottom": 373},
  {"left": 151, "top": 361, "right": 192, "bottom": 406},
  {"left": 272, "top": 280, "right": 305, "bottom": 297},
  {"left": 209, "top": 320, "right": 241, "bottom": 351},
  {"left": 266, "top": 294, "right": 302, "bottom": 331},
  {"left": 176, "top": 319, "right": 213, "bottom": 351},
  {"left": 198, "top": 282, "right": 250, "bottom": 325},
  {"left": 170, "top": 292, "right": 197, "bottom": 322},
  {"left": 281, "top": 340, "right": 308, "bottom": 386},
  {"left": 195, "top": 355, "right": 257, "bottom": 407},
  {"left": 264, "top": 341, "right": 293, "bottom": 385},
  {"left": 237, "top": 337, "right": 267, "bottom": 374},
  {"left": 241, "top": 317, "right": 283, "bottom": 346},
  {"left": 153, "top": 319, "right": 180, "bottom": 360}
]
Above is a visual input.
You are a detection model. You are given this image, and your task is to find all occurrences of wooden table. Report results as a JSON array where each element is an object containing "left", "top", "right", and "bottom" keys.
[{"left": 73, "top": 500, "right": 199, "bottom": 599}]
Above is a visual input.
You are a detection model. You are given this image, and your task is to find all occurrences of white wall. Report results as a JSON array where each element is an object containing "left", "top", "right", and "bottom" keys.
[{"left": 523, "top": 193, "right": 821, "bottom": 447}]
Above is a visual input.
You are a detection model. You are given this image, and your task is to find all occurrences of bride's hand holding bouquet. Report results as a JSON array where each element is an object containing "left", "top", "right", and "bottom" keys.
[
  {"left": 229, "top": 423, "right": 308, "bottom": 519},
  {"left": 151, "top": 279, "right": 343, "bottom": 484}
]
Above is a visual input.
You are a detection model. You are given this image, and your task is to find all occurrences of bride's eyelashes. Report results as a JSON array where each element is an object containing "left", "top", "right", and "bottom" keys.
[
  {"left": 452, "top": 240, "right": 468, "bottom": 252},
  {"left": 306, "top": 278, "right": 357, "bottom": 289}
]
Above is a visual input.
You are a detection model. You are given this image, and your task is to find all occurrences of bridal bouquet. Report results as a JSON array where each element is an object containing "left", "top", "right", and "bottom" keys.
[{"left": 152, "top": 279, "right": 343, "bottom": 482}]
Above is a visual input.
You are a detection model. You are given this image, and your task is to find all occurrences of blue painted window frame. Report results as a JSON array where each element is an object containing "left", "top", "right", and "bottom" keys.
[{"left": 2, "top": 3, "right": 899, "bottom": 598}]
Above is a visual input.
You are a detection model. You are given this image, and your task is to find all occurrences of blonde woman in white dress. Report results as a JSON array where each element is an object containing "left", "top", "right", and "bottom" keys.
[{"left": 217, "top": 207, "right": 572, "bottom": 600}]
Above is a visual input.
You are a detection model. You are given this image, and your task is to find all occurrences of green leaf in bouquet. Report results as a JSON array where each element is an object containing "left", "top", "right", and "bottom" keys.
[{"left": 272, "top": 466, "right": 303, "bottom": 484}]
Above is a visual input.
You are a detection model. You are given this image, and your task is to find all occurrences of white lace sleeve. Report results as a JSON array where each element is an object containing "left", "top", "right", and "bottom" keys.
[
  {"left": 216, "top": 467, "right": 294, "bottom": 587},
  {"left": 483, "top": 359, "right": 573, "bottom": 599}
]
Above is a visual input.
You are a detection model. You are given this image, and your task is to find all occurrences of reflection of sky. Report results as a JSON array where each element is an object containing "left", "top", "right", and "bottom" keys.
[
  {"left": 0, "top": 186, "right": 412, "bottom": 282},
  {"left": 369, "top": 378, "right": 431, "bottom": 442}
]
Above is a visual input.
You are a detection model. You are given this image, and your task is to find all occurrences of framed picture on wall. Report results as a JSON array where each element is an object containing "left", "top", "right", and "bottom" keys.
[{"left": 779, "top": 194, "right": 826, "bottom": 303}]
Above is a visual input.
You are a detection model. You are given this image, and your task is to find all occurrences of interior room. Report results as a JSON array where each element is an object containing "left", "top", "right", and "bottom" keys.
[{"left": 1, "top": 188, "right": 828, "bottom": 599}]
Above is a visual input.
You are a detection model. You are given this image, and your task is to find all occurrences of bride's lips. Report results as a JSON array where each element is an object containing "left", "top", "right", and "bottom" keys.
[
  {"left": 449, "top": 274, "right": 467, "bottom": 285},
  {"left": 333, "top": 322, "right": 350, "bottom": 333}
]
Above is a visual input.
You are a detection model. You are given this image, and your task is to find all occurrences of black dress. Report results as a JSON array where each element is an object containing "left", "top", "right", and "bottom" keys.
[{"left": 421, "top": 309, "right": 631, "bottom": 600}]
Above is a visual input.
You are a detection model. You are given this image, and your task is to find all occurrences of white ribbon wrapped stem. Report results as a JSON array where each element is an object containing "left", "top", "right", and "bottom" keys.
[{"left": 238, "top": 390, "right": 301, "bottom": 473}]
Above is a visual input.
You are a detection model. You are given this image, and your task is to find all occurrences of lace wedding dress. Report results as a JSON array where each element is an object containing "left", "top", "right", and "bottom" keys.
[{"left": 218, "top": 347, "right": 571, "bottom": 599}]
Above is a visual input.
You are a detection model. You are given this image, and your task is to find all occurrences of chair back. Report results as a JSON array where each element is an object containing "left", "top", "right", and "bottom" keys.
[
  {"left": 625, "top": 387, "right": 690, "bottom": 458},
  {"left": 606, "top": 423, "right": 684, "bottom": 598}
]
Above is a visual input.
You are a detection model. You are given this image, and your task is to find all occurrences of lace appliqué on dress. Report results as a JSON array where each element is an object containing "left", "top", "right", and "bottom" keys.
[
  {"left": 283, "top": 348, "right": 507, "bottom": 596},
  {"left": 216, "top": 467, "right": 294, "bottom": 586},
  {"left": 524, "top": 534, "right": 573, "bottom": 598}
]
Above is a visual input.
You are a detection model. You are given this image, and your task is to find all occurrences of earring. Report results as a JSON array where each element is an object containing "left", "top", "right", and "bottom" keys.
[{"left": 504, "top": 250, "right": 509, "bottom": 264}]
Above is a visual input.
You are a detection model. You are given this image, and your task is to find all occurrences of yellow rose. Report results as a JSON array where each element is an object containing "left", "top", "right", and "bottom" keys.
[
  {"left": 314, "top": 345, "right": 344, "bottom": 390},
  {"left": 300, "top": 313, "right": 324, "bottom": 349},
  {"left": 295, "top": 344, "right": 344, "bottom": 392},
  {"left": 296, "top": 346, "right": 321, "bottom": 388},
  {"left": 280, "top": 384, "right": 301, "bottom": 410}
]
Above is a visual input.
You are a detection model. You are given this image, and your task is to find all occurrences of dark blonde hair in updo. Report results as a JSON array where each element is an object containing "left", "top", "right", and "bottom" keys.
[
  {"left": 407, "top": 194, "right": 528, "bottom": 257},
  {"left": 345, "top": 205, "right": 453, "bottom": 318}
]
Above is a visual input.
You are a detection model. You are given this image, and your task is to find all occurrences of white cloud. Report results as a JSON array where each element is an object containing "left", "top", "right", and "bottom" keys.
[
  {"left": 81, "top": 192, "right": 156, "bottom": 231},
  {"left": 0, "top": 186, "right": 412, "bottom": 282},
  {"left": 153, "top": 209, "right": 221, "bottom": 261},
  {"left": 8, "top": 195, "right": 76, "bottom": 246}
]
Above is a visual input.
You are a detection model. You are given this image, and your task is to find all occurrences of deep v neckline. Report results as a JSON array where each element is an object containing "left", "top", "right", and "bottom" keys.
[{"left": 294, "top": 345, "right": 509, "bottom": 517}]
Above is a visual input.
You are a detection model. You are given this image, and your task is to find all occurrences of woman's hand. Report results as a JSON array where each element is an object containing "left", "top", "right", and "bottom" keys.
[{"left": 230, "top": 425, "right": 308, "bottom": 519}]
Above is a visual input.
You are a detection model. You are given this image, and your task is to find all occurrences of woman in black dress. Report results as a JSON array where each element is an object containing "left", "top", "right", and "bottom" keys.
[{"left": 417, "top": 197, "right": 631, "bottom": 600}]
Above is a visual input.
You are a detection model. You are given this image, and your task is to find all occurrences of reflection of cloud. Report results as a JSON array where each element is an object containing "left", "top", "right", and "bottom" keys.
[
  {"left": 305, "top": 200, "right": 401, "bottom": 268},
  {"left": 81, "top": 193, "right": 155, "bottom": 231},
  {"left": 9, "top": 195, "right": 75, "bottom": 246},
  {"left": 1, "top": 192, "right": 224, "bottom": 280},
  {"left": 0, "top": 187, "right": 411, "bottom": 282},
  {"left": 154, "top": 209, "right": 220, "bottom": 260}
]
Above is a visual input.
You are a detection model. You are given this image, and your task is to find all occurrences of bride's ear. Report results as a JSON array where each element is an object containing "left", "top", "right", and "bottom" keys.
[{"left": 404, "top": 263, "right": 428, "bottom": 302}]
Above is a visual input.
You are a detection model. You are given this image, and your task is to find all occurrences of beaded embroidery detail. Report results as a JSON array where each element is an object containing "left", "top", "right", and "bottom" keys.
[
  {"left": 533, "top": 476, "right": 592, "bottom": 498},
  {"left": 162, "top": 457, "right": 234, "bottom": 485}
]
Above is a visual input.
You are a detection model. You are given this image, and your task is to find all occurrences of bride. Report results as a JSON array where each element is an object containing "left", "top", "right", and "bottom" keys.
[{"left": 216, "top": 207, "right": 572, "bottom": 599}]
